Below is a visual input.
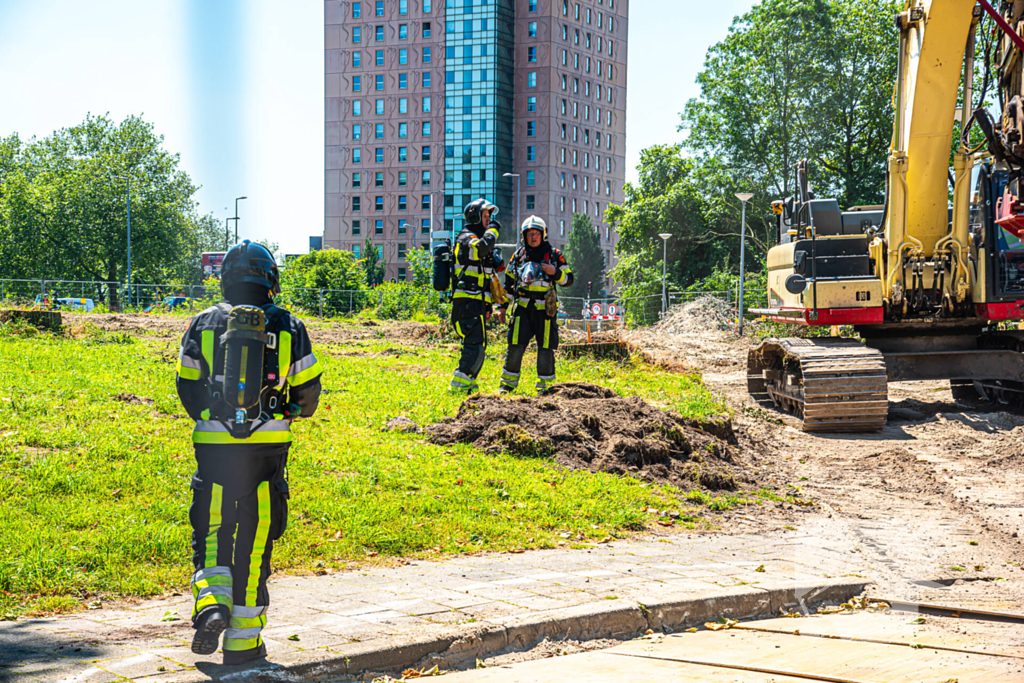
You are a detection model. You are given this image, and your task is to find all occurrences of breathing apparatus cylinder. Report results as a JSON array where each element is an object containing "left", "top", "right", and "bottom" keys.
[{"left": 222, "top": 305, "right": 270, "bottom": 423}]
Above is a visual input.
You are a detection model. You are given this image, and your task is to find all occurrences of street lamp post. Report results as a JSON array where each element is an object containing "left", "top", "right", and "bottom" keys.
[
  {"left": 503, "top": 173, "right": 520, "bottom": 245},
  {"left": 658, "top": 233, "right": 672, "bottom": 317},
  {"left": 735, "top": 192, "right": 755, "bottom": 335},
  {"left": 233, "top": 196, "right": 248, "bottom": 242},
  {"left": 224, "top": 217, "right": 232, "bottom": 251},
  {"left": 112, "top": 175, "right": 132, "bottom": 308}
]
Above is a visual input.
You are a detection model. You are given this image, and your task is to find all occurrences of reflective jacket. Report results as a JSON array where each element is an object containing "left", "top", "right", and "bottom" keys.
[
  {"left": 453, "top": 222, "right": 500, "bottom": 306},
  {"left": 176, "top": 303, "right": 322, "bottom": 449},
  {"left": 502, "top": 243, "right": 574, "bottom": 312}
]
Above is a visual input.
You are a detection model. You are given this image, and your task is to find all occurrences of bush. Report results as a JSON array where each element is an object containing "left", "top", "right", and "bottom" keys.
[
  {"left": 372, "top": 282, "right": 449, "bottom": 321},
  {"left": 278, "top": 249, "right": 367, "bottom": 315}
]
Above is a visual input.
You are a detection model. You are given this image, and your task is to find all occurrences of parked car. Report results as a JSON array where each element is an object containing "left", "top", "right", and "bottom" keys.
[
  {"left": 144, "top": 296, "right": 190, "bottom": 313},
  {"left": 33, "top": 295, "right": 96, "bottom": 312}
]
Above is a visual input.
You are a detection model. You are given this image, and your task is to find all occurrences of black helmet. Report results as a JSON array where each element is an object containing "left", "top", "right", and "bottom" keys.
[
  {"left": 221, "top": 240, "right": 281, "bottom": 296},
  {"left": 464, "top": 198, "right": 498, "bottom": 225}
]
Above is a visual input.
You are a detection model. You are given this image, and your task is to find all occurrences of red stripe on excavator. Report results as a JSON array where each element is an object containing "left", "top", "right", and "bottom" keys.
[
  {"left": 976, "top": 302, "right": 1024, "bottom": 322},
  {"left": 765, "top": 307, "right": 884, "bottom": 326}
]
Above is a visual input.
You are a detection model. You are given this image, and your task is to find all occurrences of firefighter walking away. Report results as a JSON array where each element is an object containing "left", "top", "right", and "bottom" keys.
[
  {"left": 449, "top": 198, "right": 506, "bottom": 392},
  {"left": 175, "top": 241, "right": 322, "bottom": 665},
  {"left": 498, "top": 216, "right": 573, "bottom": 394}
]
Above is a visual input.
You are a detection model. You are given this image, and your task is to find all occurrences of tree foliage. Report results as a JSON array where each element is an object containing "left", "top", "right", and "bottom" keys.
[
  {"left": 405, "top": 247, "right": 433, "bottom": 288},
  {"left": 277, "top": 248, "right": 366, "bottom": 313},
  {"left": 0, "top": 114, "right": 224, "bottom": 297},
  {"left": 362, "top": 236, "right": 387, "bottom": 286},
  {"left": 561, "top": 213, "right": 606, "bottom": 299}
]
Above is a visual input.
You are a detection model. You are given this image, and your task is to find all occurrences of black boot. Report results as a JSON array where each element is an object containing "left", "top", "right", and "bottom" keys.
[
  {"left": 191, "top": 605, "right": 230, "bottom": 655},
  {"left": 223, "top": 642, "right": 267, "bottom": 666}
]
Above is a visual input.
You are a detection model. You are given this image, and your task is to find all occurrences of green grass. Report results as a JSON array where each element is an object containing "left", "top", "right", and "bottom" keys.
[{"left": 0, "top": 322, "right": 742, "bottom": 617}]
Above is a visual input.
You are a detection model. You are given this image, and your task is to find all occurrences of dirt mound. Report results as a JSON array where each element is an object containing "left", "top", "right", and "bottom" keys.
[
  {"left": 623, "top": 297, "right": 742, "bottom": 374},
  {"left": 427, "top": 382, "right": 742, "bottom": 490},
  {"left": 652, "top": 297, "right": 735, "bottom": 338}
]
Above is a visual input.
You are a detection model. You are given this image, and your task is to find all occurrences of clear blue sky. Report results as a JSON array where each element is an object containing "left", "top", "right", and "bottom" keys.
[{"left": 0, "top": 0, "right": 755, "bottom": 258}]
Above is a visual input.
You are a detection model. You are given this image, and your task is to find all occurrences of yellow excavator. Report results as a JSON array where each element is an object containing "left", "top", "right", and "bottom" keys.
[{"left": 749, "top": 0, "right": 1024, "bottom": 431}]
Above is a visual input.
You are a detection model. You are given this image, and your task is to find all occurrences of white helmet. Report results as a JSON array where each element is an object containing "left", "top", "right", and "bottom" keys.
[{"left": 520, "top": 215, "right": 548, "bottom": 241}]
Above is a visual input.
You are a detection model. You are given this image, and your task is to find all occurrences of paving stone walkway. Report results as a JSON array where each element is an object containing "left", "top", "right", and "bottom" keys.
[{"left": 1, "top": 530, "right": 866, "bottom": 682}]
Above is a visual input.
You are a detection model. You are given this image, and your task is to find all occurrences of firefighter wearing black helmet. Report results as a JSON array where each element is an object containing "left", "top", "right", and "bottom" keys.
[
  {"left": 449, "top": 198, "right": 504, "bottom": 392},
  {"left": 175, "top": 241, "right": 322, "bottom": 665},
  {"left": 498, "top": 216, "right": 573, "bottom": 394}
]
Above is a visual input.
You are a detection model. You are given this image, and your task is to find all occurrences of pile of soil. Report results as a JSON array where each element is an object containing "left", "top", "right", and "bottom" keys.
[
  {"left": 623, "top": 297, "right": 743, "bottom": 373},
  {"left": 427, "top": 382, "right": 743, "bottom": 490}
]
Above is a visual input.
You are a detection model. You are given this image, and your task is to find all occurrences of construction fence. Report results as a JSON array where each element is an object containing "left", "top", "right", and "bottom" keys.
[{"left": 0, "top": 278, "right": 762, "bottom": 328}]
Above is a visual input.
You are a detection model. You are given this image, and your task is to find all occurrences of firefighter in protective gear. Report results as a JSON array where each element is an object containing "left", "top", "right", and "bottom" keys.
[
  {"left": 449, "top": 198, "right": 505, "bottom": 392},
  {"left": 176, "top": 241, "right": 322, "bottom": 666},
  {"left": 498, "top": 216, "right": 574, "bottom": 394}
]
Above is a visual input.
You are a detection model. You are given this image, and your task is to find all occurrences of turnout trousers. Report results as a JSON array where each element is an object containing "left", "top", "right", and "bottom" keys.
[
  {"left": 450, "top": 299, "right": 487, "bottom": 392},
  {"left": 189, "top": 445, "right": 289, "bottom": 654},
  {"left": 500, "top": 307, "right": 559, "bottom": 393}
]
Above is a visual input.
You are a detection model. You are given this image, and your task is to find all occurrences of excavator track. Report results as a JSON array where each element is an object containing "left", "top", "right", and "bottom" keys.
[{"left": 748, "top": 338, "right": 889, "bottom": 432}]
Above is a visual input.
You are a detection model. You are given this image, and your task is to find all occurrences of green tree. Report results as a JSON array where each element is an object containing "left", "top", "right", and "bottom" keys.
[
  {"left": 278, "top": 248, "right": 366, "bottom": 314},
  {"left": 405, "top": 247, "right": 433, "bottom": 288},
  {"left": 362, "top": 236, "right": 386, "bottom": 286},
  {"left": 561, "top": 213, "right": 606, "bottom": 299},
  {"left": 0, "top": 114, "right": 217, "bottom": 303}
]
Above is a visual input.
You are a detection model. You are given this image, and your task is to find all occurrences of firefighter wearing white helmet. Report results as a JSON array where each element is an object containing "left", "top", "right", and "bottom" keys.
[{"left": 497, "top": 216, "right": 573, "bottom": 394}]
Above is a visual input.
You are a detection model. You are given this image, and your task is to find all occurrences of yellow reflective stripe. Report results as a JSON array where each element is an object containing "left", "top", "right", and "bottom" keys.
[
  {"left": 454, "top": 320, "right": 463, "bottom": 339},
  {"left": 246, "top": 482, "right": 272, "bottom": 606},
  {"left": 201, "top": 330, "right": 215, "bottom": 375},
  {"left": 485, "top": 227, "right": 499, "bottom": 240},
  {"left": 223, "top": 636, "right": 261, "bottom": 651},
  {"left": 237, "top": 347, "right": 249, "bottom": 406},
  {"left": 544, "top": 319, "right": 551, "bottom": 349},
  {"left": 201, "top": 409, "right": 211, "bottom": 420},
  {"left": 206, "top": 484, "right": 223, "bottom": 567},
  {"left": 230, "top": 614, "right": 267, "bottom": 629},
  {"left": 557, "top": 268, "right": 571, "bottom": 286},
  {"left": 512, "top": 315, "right": 521, "bottom": 346},
  {"left": 278, "top": 331, "right": 292, "bottom": 388},
  {"left": 176, "top": 358, "right": 202, "bottom": 381},
  {"left": 193, "top": 431, "right": 293, "bottom": 445},
  {"left": 289, "top": 360, "right": 322, "bottom": 387},
  {"left": 194, "top": 593, "right": 233, "bottom": 615}
]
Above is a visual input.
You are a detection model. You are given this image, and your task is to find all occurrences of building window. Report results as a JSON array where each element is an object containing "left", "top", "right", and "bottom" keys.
[
  {"left": 353, "top": 27, "right": 362, "bottom": 43},
  {"left": 420, "top": 194, "right": 431, "bottom": 210},
  {"left": 376, "top": 172, "right": 384, "bottom": 187},
  {"left": 374, "top": 196, "right": 384, "bottom": 211},
  {"left": 526, "top": 194, "right": 535, "bottom": 210},
  {"left": 353, "top": 244, "right": 361, "bottom": 257},
  {"left": 352, "top": 196, "right": 362, "bottom": 211},
  {"left": 574, "top": 28, "right": 579, "bottom": 45},
  {"left": 399, "top": 171, "right": 407, "bottom": 186},
  {"left": 375, "top": 123, "right": 384, "bottom": 139},
  {"left": 527, "top": 72, "right": 537, "bottom": 87},
  {"left": 353, "top": 100, "right": 362, "bottom": 115},
  {"left": 422, "top": 145, "right": 431, "bottom": 161},
  {"left": 376, "top": 0, "right": 384, "bottom": 16},
  {"left": 423, "top": 22, "right": 431, "bottom": 38},
  {"left": 376, "top": 50, "right": 384, "bottom": 66},
  {"left": 527, "top": 171, "right": 535, "bottom": 186},
  {"left": 606, "top": 180, "right": 611, "bottom": 195},
  {"left": 353, "top": 148, "right": 362, "bottom": 163},
  {"left": 584, "top": 200, "right": 589, "bottom": 214},
  {"left": 527, "top": 145, "right": 535, "bottom": 161},
  {"left": 587, "top": 7, "right": 592, "bottom": 23},
  {"left": 528, "top": 96, "right": 536, "bottom": 112},
  {"left": 563, "top": 0, "right": 569, "bottom": 16},
  {"left": 424, "top": 0, "right": 432, "bottom": 12},
  {"left": 586, "top": 33, "right": 591, "bottom": 49},
  {"left": 560, "top": 172, "right": 566, "bottom": 187},
  {"left": 573, "top": 78, "right": 579, "bottom": 93},
  {"left": 529, "top": 21, "right": 537, "bottom": 37},
  {"left": 422, "top": 96, "right": 431, "bottom": 112},
  {"left": 353, "top": 2, "right": 361, "bottom": 18},
  {"left": 561, "top": 75, "right": 567, "bottom": 90},
  {"left": 399, "top": 24, "right": 408, "bottom": 39},
  {"left": 353, "top": 51, "right": 362, "bottom": 67},
  {"left": 353, "top": 123, "right": 362, "bottom": 139},
  {"left": 527, "top": 121, "right": 536, "bottom": 137},
  {"left": 421, "top": 218, "right": 430, "bottom": 234},
  {"left": 561, "top": 49, "right": 567, "bottom": 66},
  {"left": 422, "top": 171, "right": 430, "bottom": 186},
  {"left": 529, "top": 0, "right": 538, "bottom": 11},
  {"left": 572, "top": 198, "right": 577, "bottom": 212},
  {"left": 375, "top": 74, "right": 384, "bottom": 90},
  {"left": 375, "top": 220, "right": 384, "bottom": 235},
  {"left": 560, "top": 196, "right": 565, "bottom": 211},
  {"left": 422, "top": 121, "right": 431, "bottom": 136},
  {"left": 398, "top": 241, "right": 407, "bottom": 255},
  {"left": 423, "top": 47, "right": 432, "bottom": 64},
  {"left": 398, "top": 196, "right": 407, "bottom": 210},
  {"left": 399, "top": 0, "right": 407, "bottom": 14},
  {"left": 399, "top": 98, "right": 408, "bottom": 113},
  {"left": 399, "top": 147, "right": 407, "bottom": 161},
  {"left": 528, "top": 47, "right": 537, "bottom": 63},
  {"left": 399, "top": 73, "right": 408, "bottom": 89},
  {"left": 585, "top": 57, "right": 591, "bottom": 73},
  {"left": 352, "top": 171, "right": 362, "bottom": 187},
  {"left": 375, "top": 25, "right": 384, "bottom": 41},
  {"left": 572, "top": 174, "right": 577, "bottom": 189},
  {"left": 575, "top": 4, "right": 580, "bottom": 20},
  {"left": 560, "top": 148, "right": 566, "bottom": 163},
  {"left": 560, "top": 220, "right": 565, "bottom": 236},
  {"left": 397, "top": 267, "right": 407, "bottom": 281},
  {"left": 353, "top": 219, "right": 362, "bottom": 235},
  {"left": 376, "top": 148, "right": 384, "bottom": 162},
  {"left": 376, "top": 99, "right": 384, "bottom": 114},
  {"left": 560, "top": 123, "right": 566, "bottom": 139},
  {"left": 423, "top": 72, "right": 432, "bottom": 87},
  {"left": 399, "top": 49, "right": 408, "bottom": 65},
  {"left": 574, "top": 54, "right": 579, "bottom": 69}
]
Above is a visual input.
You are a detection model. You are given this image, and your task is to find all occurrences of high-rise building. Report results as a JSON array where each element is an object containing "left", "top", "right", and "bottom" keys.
[{"left": 324, "top": 0, "right": 627, "bottom": 285}]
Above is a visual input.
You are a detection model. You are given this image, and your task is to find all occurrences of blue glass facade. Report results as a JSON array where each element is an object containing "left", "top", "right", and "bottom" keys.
[{"left": 443, "top": 0, "right": 515, "bottom": 240}]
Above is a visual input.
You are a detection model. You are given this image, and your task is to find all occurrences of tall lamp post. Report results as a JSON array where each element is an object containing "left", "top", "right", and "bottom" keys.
[
  {"left": 233, "top": 195, "right": 248, "bottom": 242},
  {"left": 111, "top": 175, "right": 132, "bottom": 308},
  {"left": 735, "top": 192, "right": 755, "bottom": 335},
  {"left": 503, "top": 173, "right": 520, "bottom": 245},
  {"left": 658, "top": 233, "right": 672, "bottom": 316}
]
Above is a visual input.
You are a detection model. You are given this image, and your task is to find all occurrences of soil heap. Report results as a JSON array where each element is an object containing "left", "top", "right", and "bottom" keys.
[
  {"left": 428, "top": 382, "right": 742, "bottom": 490},
  {"left": 625, "top": 297, "right": 743, "bottom": 372}
]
